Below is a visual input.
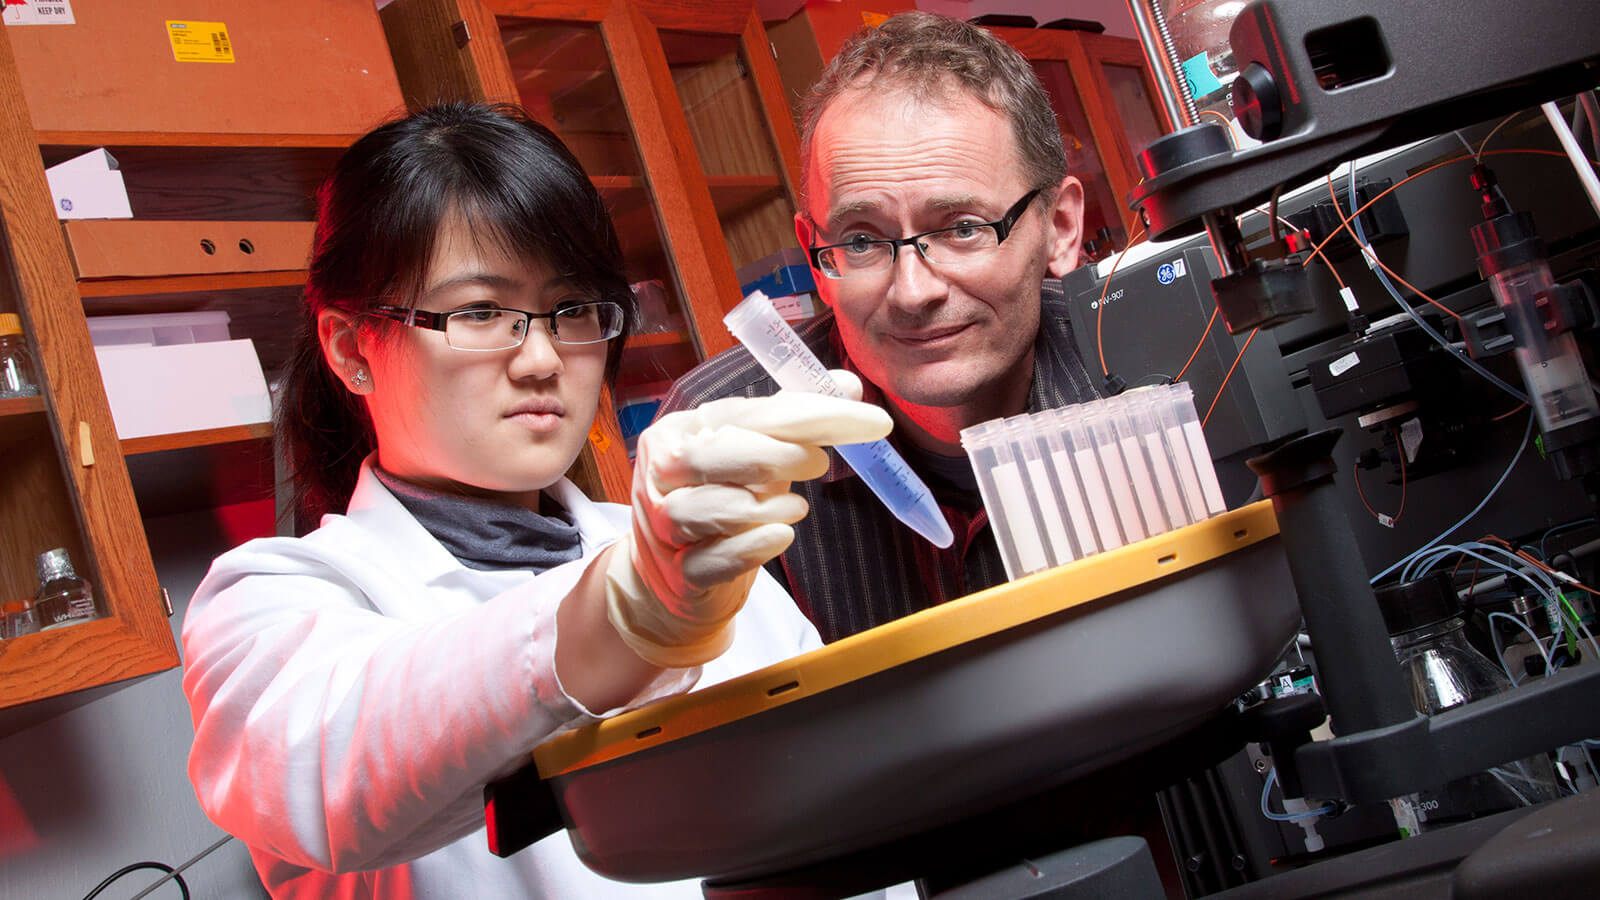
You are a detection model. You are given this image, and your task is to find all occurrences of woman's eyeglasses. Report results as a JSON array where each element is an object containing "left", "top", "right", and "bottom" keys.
[{"left": 369, "top": 301, "right": 625, "bottom": 351}]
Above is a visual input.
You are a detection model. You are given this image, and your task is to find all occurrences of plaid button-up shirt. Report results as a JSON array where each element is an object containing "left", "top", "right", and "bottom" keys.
[{"left": 657, "top": 280, "right": 1101, "bottom": 643}]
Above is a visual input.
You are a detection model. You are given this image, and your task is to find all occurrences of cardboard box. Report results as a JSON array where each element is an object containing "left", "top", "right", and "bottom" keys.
[
  {"left": 61, "top": 220, "right": 314, "bottom": 279},
  {"left": 6, "top": 0, "right": 404, "bottom": 136},
  {"left": 737, "top": 247, "right": 815, "bottom": 299},
  {"left": 93, "top": 339, "right": 271, "bottom": 439}
]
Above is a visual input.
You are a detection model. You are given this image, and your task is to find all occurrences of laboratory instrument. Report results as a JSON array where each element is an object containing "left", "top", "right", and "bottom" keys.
[{"left": 1117, "top": 0, "right": 1600, "bottom": 894}]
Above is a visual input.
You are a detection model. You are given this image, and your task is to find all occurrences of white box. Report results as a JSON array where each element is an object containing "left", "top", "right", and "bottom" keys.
[
  {"left": 93, "top": 339, "right": 271, "bottom": 439},
  {"left": 44, "top": 148, "right": 132, "bottom": 220},
  {"left": 87, "top": 311, "right": 232, "bottom": 347}
]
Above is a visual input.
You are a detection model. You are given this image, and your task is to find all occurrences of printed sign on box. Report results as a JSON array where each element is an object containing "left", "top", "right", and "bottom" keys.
[{"left": 2, "top": 1, "right": 76, "bottom": 26}]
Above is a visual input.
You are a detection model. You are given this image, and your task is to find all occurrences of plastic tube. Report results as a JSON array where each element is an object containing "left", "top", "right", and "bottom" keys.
[
  {"left": 1039, "top": 414, "right": 1100, "bottom": 559},
  {"left": 1171, "top": 382, "right": 1228, "bottom": 515},
  {"left": 725, "top": 293, "right": 954, "bottom": 548},
  {"left": 1058, "top": 407, "right": 1126, "bottom": 552},
  {"left": 1006, "top": 414, "right": 1077, "bottom": 567},
  {"left": 962, "top": 421, "right": 1031, "bottom": 578},
  {"left": 1128, "top": 391, "right": 1192, "bottom": 529},
  {"left": 1106, "top": 395, "right": 1170, "bottom": 535}
]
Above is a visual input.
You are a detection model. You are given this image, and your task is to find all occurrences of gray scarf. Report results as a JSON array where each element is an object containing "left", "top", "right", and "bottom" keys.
[{"left": 373, "top": 467, "right": 582, "bottom": 573}]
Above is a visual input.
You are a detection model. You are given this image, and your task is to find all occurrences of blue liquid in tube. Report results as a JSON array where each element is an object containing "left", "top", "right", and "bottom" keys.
[{"left": 724, "top": 293, "right": 955, "bottom": 548}]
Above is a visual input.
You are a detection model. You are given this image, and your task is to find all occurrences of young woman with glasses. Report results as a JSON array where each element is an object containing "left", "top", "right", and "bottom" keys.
[{"left": 180, "top": 102, "right": 889, "bottom": 899}]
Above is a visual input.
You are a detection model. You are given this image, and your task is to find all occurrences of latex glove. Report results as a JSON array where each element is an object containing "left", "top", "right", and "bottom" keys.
[{"left": 606, "top": 370, "right": 889, "bottom": 666}]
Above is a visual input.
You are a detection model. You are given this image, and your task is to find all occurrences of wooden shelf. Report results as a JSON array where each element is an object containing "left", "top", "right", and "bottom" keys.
[
  {"left": 624, "top": 330, "right": 690, "bottom": 350},
  {"left": 76, "top": 270, "right": 308, "bottom": 298},
  {"left": 707, "top": 175, "right": 786, "bottom": 218},
  {"left": 595, "top": 174, "right": 783, "bottom": 220},
  {"left": 0, "top": 395, "right": 46, "bottom": 418},
  {"left": 120, "top": 422, "right": 272, "bottom": 456},
  {"left": 616, "top": 337, "right": 699, "bottom": 392},
  {"left": 0, "top": 616, "right": 175, "bottom": 708},
  {"left": 123, "top": 428, "right": 276, "bottom": 520},
  {"left": 110, "top": 424, "right": 277, "bottom": 520},
  {"left": 37, "top": 131, "right": 362, "bottom": 149}
]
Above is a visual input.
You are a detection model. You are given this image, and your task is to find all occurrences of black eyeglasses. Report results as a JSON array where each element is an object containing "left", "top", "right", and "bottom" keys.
[
  {"left": 807, "top": 189, "right": 1043, "bottom": 280},
  {"left": 370, "top": 301, "right": 625, "bottom": 351}
]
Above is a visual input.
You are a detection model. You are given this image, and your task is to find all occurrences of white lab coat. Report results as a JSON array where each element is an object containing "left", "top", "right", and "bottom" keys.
[{"left": 182, "top": 460, "right": 822, "bottom": 899}]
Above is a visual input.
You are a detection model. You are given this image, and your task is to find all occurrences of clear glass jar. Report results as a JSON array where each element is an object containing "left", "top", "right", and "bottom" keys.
[
  {"left": 1387, "top": 614, "right": 1561, "bottom": 831},
  {"left": 3, "top": 598, "right": 39, "bottom": 639},
  {"left": 34, "top": 548, "right": 100, "bottom": 630},
  {"left": 0, "top": 312, "right": 40, "bottom": 399}
]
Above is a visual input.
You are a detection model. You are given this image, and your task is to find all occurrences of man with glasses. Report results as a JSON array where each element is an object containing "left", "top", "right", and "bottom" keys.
[{"left": 659, "top": 11, "right": 1100, "bottom": 642}]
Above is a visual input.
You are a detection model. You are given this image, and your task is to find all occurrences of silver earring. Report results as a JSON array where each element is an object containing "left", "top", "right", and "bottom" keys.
[{"left": 350, "top": 369, "right": 369, "bottom": 388}]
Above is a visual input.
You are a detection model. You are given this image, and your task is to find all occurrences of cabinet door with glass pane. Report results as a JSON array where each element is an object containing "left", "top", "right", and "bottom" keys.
[
  {"left": 382, "top": 0, "right": 806, "bottom": 502},
  {"left": 0, "top": 33, "right": 178, "bottom": 714},
  {"left": 992, "top": 27, "right": 1172, "bottom": 263}
]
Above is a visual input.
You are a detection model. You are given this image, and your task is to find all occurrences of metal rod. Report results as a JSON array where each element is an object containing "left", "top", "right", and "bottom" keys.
[
  {"left": 1125, "top": 0, "right": 1195, "bottom": 129},
  {"left": 1147, "top": 0, "right": 1200, "bottom": 124},
  {"left": 1125, "top": 0, "right": 1240, "bottom": 276},
  {"left": 127, "top": 835, "right": 235, "bottom": 900},
  {"left": 1543, "top": 101, "right": 1600, "bottom": 220}
]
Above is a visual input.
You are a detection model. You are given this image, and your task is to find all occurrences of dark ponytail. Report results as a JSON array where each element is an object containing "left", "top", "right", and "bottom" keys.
[{"left": 278, "top": 102, "right": 634, "bottom": 531}]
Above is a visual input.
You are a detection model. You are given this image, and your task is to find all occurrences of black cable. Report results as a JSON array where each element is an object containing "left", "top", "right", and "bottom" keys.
[
  {"left": 1344, "top": 161, "right": 1530, "bottom": 404},
  {"left": 82, "top": 862, "right": 191, "bottom": 900}
]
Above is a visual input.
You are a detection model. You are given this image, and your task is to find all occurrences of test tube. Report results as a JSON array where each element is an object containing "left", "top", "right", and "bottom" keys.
[
  {"left": 1127, "top": 390, "right": 1192, "bottom": 529},
  {"left": 962, "top": 421, "right": 1043, "bottom": 579},
  {"left": 1151, "top": 384, "right": 1211, "bottom": 524},
  {"left": 1057, "top": 406, "right": 1127, "bottom": 552},
  {"left": 1084, "top": 403, "right": 1148, "bottom": 543},
  {"left": 724, "top": 292, "right": 955, "bottom": 548},
  {"left": 1171, "top": 382, "right": 1229, "bottom": 515},
  {"left": 1005, "top": 414, "right": 1077, "bottom": 566},
  {"left": 1106, "top": 394, "right": 1170, "bottom": 536},
  {"left": 1038, "top": 416, "right": 1100, "bottom": 561}
]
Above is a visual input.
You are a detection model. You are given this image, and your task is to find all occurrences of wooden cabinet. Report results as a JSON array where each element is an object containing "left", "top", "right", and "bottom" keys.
[
  {"left": 988, "top": 25, "right": 1172, "bottom": 255},
  {"left": 0, "top": 2, "right": 402, "bottom": 718},
  {"left": 764, "top": 2, "right": 1170, "bottom": 261},
  {"left": 381, "top": 0, "right": 807, "bottom": 501}
]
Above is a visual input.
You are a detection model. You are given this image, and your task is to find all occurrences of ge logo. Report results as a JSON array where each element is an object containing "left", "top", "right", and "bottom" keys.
[
  {"left": 1156, "top": 263, "right": 1176, "bottom": 285},
  {"left": 60, "top": 198, "right": 73, "bottom": 212}
]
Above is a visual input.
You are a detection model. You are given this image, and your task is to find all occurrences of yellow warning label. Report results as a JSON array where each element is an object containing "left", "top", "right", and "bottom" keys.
[{"left": 166, "top": 20, "right": 234, "bottom": 63}]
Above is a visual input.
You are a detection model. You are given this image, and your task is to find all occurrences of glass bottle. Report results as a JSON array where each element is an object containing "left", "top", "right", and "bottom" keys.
[
  {"left": 4, "top": 598, "right": 40, "bottom": 639},
  {"left": 1376, "top": 575, "right": 1561, "bottom": 834},
  {"left": 34, "top": 548, "right": 100, "bottom": 630},
  {"left": 0, "top": 312, "right": 40, "bottom": 399}
]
